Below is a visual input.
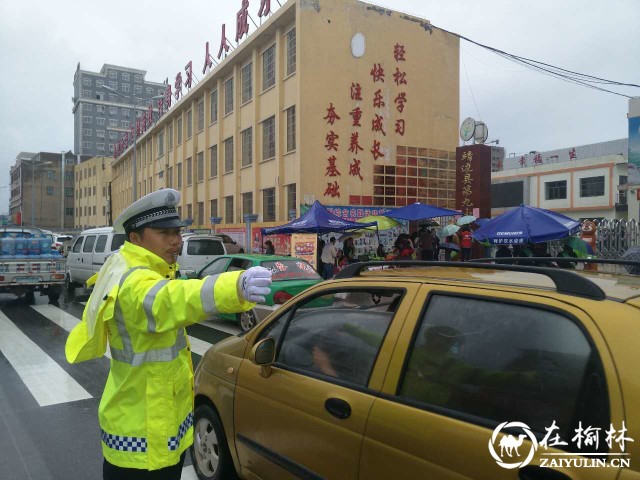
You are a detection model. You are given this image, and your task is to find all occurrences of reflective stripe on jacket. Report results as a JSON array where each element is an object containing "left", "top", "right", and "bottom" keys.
[{"left": 66, "top": 241, "right": 254, "bottom": 470}]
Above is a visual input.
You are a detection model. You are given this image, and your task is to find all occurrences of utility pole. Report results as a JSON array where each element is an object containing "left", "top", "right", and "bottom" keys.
[{"left": 61, "top": 151, "right": 66, "bottom": 230}]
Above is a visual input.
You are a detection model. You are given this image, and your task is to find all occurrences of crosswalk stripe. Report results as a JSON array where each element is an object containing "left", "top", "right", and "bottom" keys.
[
  {"left": 202, "top": 319, "right": 241, "bottom": 335},
  {"left": 31, "top": 305, "right": 214, "bottom": 359},
  {"left": 0, "top": 310, "right": 92, "bottom": 407}
]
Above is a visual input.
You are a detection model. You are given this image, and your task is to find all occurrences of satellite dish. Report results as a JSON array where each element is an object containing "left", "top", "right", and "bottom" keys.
[
  {"left": 460, "top": 117, "right": 475, "bottom": 141},
  {"left": 474, "top": 122, "right": 489, "bottom": 144}
]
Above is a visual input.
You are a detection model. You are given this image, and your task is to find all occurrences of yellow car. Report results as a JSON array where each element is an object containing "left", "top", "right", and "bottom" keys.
[{"left": 191, "top": 260, "right": 640, "bottom": 480}]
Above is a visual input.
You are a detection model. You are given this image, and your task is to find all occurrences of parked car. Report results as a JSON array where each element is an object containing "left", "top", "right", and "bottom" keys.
[
  {"left": 191, "top": 260, "right": 640, "bottom": 480},
  {"left": 193, "top": 254, "right": 323, "bottom": 332},
  {"left": 177, "top": 234, "right": 226, "bottom": 277},
  {"left": 66, "top": 227, "right": 126, "bottom": 289},
  {"left": 53, "top": 234, "right": 73, "bottom": 253}
]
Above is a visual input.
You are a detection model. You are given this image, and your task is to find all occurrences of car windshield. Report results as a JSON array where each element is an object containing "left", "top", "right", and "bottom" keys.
[
  {"left": 187, "top": 239, "right": 224, "bottom": 255},
  {"left": 261, "top": 259, "right": 321, "bottom": 281}
]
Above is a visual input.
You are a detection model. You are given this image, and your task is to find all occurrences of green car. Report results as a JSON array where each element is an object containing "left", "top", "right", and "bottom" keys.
[{"left": 196, "top": 254, "right": 324, "bottom": 332}]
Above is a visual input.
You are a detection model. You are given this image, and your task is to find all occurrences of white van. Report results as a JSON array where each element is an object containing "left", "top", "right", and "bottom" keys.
[
  {"left": 177, "top": 234, "right": 226, "bottom": 276},
  {"left": 66, "top": 227, "right": 126, "bottom": 288}
]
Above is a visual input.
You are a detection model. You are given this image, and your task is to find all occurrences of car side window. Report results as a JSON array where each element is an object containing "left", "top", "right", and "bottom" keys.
[
  {"left": 72, "top": 236, "right": 84, "bottom": 253},
  {"left": 111, "top": 234, "right": 126, "bottom": 251},
  {"left": 199, "top": 258, "right": 230, "bottom": 277},
  {"left": 397, "top": 295, "right": 609, "bottom": 449},
  {"left": 264, "top": 289, "right": 402, "bottom": 387},
  {"left": 94, "top": 235, "right": 108, "bottom": 253},
  {"left": 82, "top": 235, "right": 96, "bottom": 253}
]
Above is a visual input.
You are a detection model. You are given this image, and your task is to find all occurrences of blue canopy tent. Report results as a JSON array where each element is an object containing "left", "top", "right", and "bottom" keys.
[
  {"left": 261, "top": 201, "right": 377, "bottom": 236},
  {"left": 384, "top": 202, "right": 460, "bottom": 221},
  {"left": 472, "top": 204, "right": 581, "bottom": 245}
]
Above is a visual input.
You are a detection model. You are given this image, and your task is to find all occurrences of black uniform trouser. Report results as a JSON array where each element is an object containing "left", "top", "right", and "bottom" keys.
[{"left": 103, "top": 452, "right": 186, "bottom": 480}]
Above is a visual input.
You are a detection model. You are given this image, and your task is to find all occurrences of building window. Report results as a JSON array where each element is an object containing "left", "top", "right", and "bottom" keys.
[
  {"left": 109, "top": 94, "right": 117, "bottom": 102},
  {"left": 97, "top": 143, "right": 105, "bottom": 150},
  {"left": 122, "top": 73, "right": 130, "bottom": 81},
  {"left": 109, "top": 131, "right": 118, "bottom": 140},
  {"left": 83, "top": 128, "right": 93, "bottom": 136},
  {"left": 122, "top": 108, "right": 130, "bottom": 117},
  {"left": 46, "top": 170, "right": 54, "bottom": 180},
  {"left": 167, "top": 166, "right": 173, "bottom": 188},
  {"left": 177, "top": 162, "right": 182, "bottom": 188},
  {"left": 210, "top": 199, "right": 218, "bottom": 218},
  {"left": 81, "top": 141, "right": 92, "bottom": 149},
  {"left": 121, "top": 120, "right": 130, "bottom": 128},
  {"left": 109, "top": 81, "right": 117, "bottom": 90},
  {"left": 286, "top": 28, "right": 296, "bottom": 76},
  {"left": 242, "top": 192, "right": 253, "bottom": 217},
  {"left": 262, "top": 44, "right": 276, "bottom": 91},
  {"left": 286, "top": 184, "right": 296, "bottom": 215},
  {"left": 109, "top": 70, "right": 117, "bottom": 79},
  {"left": 197, "top": 152, "right": 204, "bottom": 182},
  {"left": 66, "top": 207, "right": 73, "bottom": 216},
  {"left": 263, "top": 188, "right": 276, "bottom": 221},
  {"left": 241, "top": 62, "right": 253, "bottom": 104},
  {"left": 186, "top": 109, "right": 193, "bottom": 139},
  {"left": 241, "top": 128, "right": 253, "bottom": 167},
  {"left": 97, "top": 105, "right": 105, "bottom": 113},
  {"left": 84, "top": 104, "right": 93, "bottom": 111},
  {"left": 46, "top": 186, "right": 54, "bottom": 196},
  {"left": 186, "top": 203, "right": 192, "bottom": 221},
  {"left": 122, "top": 83, "right": 130, "bottom": 92},
  {"left": 96, "top": 92, "right": 105, "bottom": 101},
  {"left": 197, "top": 202, "right": 204, "bottom": 225},
  {"left": 262, "top": 116, "right": 276, "bottom": 160},
  {"left": 545, "top": 180, "right": 567, "bottom": 200},
  {"left": 83, "top": 77, "right": 91, "bottom": 86},
  {"left": 96, "top": 80, "right": 104, "bottom": 88},
  {"left": 134, "top": 74, "right": 142, "bottom": 83},
  {"left": 97, "top": 117, "right": 105, "bottom": 125},
  {"left": 225, "top": 196, "right": 234, "bottom": 224},
  {"left": 109, "top": 106, "right": 118, "bottom": 115},
  {"left": 82, "top": 116, "right": 92, "bottom": 123},
  {"left": 158, "top": 131, "right": 165, "bottom": 157},
  {"left": 146, "top": 87, "right": 154, "bottom": 94},
  {"left": 109, "top": 119, "right": 118, "bottom": 127},
  {"left": 224, "top": 77, "right": 234, "bottom": 115},
  {"left": 134, "top": 85, "right": 142, "bottom": 94},
  {"left": 186, "top": 157, "right": 193, "bottom": 185},
  {"left": 168, "top": 125, "right": 173, "bottom": 150},
  {"left": 224, "top": 137, "right": 234, "bottom": 173},
  {"left": 580, "top": 176, "right": 605, "bottom": 197},
  {"left": 286, "top": 106, "right": 296, "bottom": 152},
  {"left": 176, "top": 117, "right": 183, "bottom": 145},
  {"left": 210, "top": 88, "right": 218, "bottom": 124},
  {"left": 82, "top": 89, "right": 92, "bottom": 98},
  {"left": 197, "top": 100, "right": 204, "bottom": 132},
  {"left": 209, "top": 145, "right": 218, "bottom": 177},
  {"left": 65, "top": 172, "right": 73, "bottom": 182}
]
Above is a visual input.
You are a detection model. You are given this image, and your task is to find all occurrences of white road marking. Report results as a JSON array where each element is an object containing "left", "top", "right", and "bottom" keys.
[
  {"left": 31, "top": 304, "right": 111, "bottom": 359},
  {"left": 203, "top": 318, "right": 241, "bottom": 335},
  {"left": 0, "top": 311, "right": 92, "bottom": 406},
  {"left": 181, "top": 465, "right": 198, "bottom": 479}
]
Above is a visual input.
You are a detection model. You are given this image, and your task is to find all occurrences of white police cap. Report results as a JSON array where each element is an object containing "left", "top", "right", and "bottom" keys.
[{"left": 113, "top": 189, "right": 185, "bottom": 234}]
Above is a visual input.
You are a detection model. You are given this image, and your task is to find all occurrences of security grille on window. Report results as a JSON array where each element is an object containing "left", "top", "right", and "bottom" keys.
[
  {"left": 241, "top": 128, "right": 253, "bottom": 167},
  {"left": 262, "top": 116, "right": 276, "bottom": 160},
  {"left": 225, "top": 196, "right": 234, "bottom": 224},
  {"left": 263, "top": 45, "right": 276, "bottom": 90},
  {"left": 286, "top": 106, "right": 296, "bottom": 152},
  {"left": 177, "top": 162, "right": 183, "bottom": 188},
  {"left": 243, "top": 192, "right": 253, "bottom": 217},
  {"left": 241, "top": 62, "right": 253, "bottom": 104},
  {"left": 210, "top": 89, "right": 218, "bottom": 123},
  {"left": 210, "top": 199, "right": 218, "bottom": 218},
  {"left": 224, "top": 137, "right": 234, "bottom": 173},
  {"left": 197, "top": 152, "right": 204, "bottom": 182},
  {"left": 224, "top": 78, "right": 234, "bottom": 115},
  {"left": 263, "top": 188, "right": 275, "bottom": 221},
  {"left": 545, "top": 180, "right": 567, "bottom": 200},
  {"left": 209, "top": 145, "right": 218, "bottom": 177},
  {"left": 286, "top": 28, "right": 296, "bottom": 76},
  {"left": 580, "top": 176, "right": 605, "bottom": 197},
  {"left": 187, "top": 109, "right": 193, "bottom": 139},
  {"left": 197, "top": 100, "right": 204, "bottom": 131}
]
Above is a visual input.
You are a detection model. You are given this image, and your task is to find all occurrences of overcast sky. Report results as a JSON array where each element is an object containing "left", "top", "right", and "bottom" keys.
[{"left": 1, "top": 0, "right": 638, "bottom": 213}]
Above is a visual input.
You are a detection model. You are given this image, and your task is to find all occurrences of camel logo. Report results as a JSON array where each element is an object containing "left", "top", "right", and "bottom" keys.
[{"left": 488, "top": 421, "right": 538, "bottom": 469}]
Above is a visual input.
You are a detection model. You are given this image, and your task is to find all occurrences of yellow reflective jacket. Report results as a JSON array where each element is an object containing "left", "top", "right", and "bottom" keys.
[{"left": 65, "top": 241, "right": 254, "bottom": 470}]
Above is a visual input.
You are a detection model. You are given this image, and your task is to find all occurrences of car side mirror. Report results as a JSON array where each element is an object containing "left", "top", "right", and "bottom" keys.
[
  {"left": 250, "top": 338, "right": 276, "bottom": 377},
  {"left": 186, "top": 271, "right": 198, "bottom": 279}
]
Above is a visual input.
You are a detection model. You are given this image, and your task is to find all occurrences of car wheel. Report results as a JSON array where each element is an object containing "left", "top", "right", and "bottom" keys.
[
  {"left": 190, "top": 404, "right": 238, "bottom": 480},
  {"left": 237, "top": 309, "right": 257, "bottom": 333}
]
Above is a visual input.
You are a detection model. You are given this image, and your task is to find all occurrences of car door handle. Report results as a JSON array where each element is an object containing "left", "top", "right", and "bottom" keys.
[
  {"left": 519, "top": 465, "right": 572, "bottom": 480},
  {"left": 325, "top": 398, "right": 351, "bottom": 420}
]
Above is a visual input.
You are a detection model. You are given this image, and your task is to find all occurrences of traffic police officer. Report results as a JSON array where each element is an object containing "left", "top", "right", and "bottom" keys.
[{"left": 65, "top": 188, "right": 272, "bottom": 479}]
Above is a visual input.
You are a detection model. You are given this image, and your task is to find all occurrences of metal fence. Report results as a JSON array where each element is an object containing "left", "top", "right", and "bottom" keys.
[{"left": 594, "top": 219, "right": 640, "bottom": 259}]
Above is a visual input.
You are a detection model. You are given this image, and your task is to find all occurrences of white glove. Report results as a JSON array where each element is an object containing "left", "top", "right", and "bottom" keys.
[{"left": 238, "top": 266, "right": 272, "bottom": 303}]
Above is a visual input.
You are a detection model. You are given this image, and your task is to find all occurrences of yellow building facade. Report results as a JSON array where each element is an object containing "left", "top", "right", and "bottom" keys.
[
  {"left": 111, "top": 0, "right": 459, "bottom": 230},
  {"left": 75, "top": 156, "right": 113, "bottom": 229}
]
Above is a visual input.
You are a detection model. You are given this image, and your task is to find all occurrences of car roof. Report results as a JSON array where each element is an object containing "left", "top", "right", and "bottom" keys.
[
  {"left": 336, "top": 262, "right": 640, "bottom": 302},
  {"left": 220, "top": 254, "right": 305, "bottom": 262},
  {"left": 80, "top": 227, "right": 115, "bottom": 234}
]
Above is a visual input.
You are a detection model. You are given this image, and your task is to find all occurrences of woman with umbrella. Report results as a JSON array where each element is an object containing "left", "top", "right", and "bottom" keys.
[{"left": 439, "top": 224, "right": 461, "bottom": 261}]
